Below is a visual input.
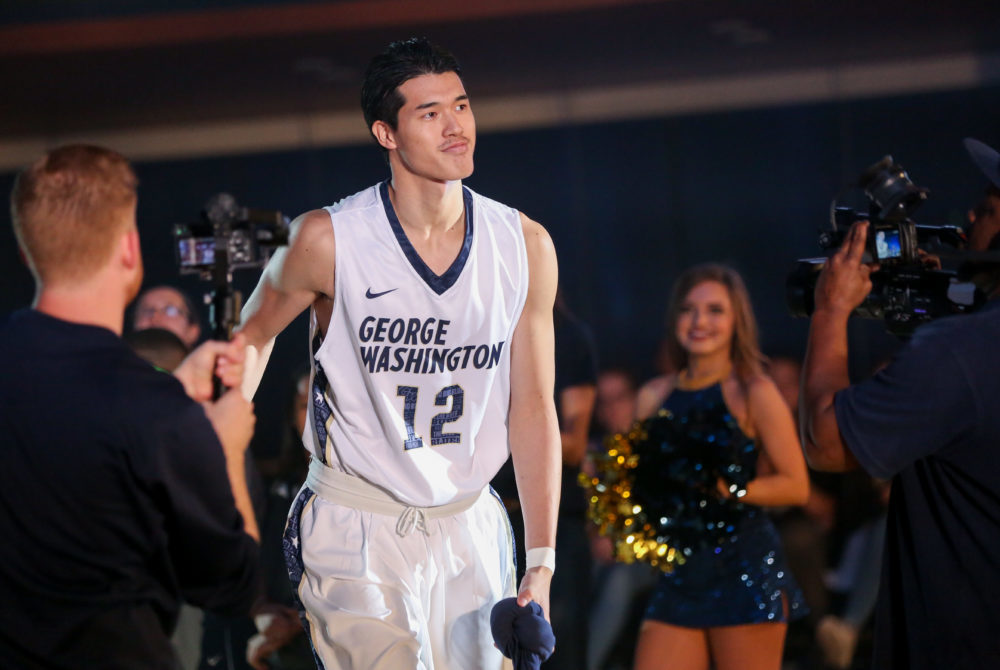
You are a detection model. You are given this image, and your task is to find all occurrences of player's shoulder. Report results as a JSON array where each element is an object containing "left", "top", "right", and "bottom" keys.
[
  {"left": 294, "top": 208, "right": 333, "bottom": 232},
  {"left": 285, "top": 208, "right": 336, "bottom": 260},
  {"left": 463, "top": 184, "right": 554, "bottom": 267},
  {"left": 290, "top": 184, "right": 383, "bottom": 240},
  {"left": 462, "top": 184, "right": 512, "bottom": 212},
  {"left": 517, "top": 211, "right": 554, "bottom": 256},
  {"left": 517, "top": 210, "right": 547, "bottom": 234},
  {"left": 463, "top": 185, "right": 529, "bottom": 228},
  {"left": 327, "top": 183, "right": 384, "bottom": 217}
]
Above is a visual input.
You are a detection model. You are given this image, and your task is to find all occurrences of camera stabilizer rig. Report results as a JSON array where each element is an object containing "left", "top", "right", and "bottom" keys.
[{"left": 173, "top": 193, "right": 289, "bottom": 393}]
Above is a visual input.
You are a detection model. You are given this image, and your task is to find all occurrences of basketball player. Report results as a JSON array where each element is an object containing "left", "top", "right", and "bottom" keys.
[{"left": 237, "top": 38, "right": 560, "bottom": 669}]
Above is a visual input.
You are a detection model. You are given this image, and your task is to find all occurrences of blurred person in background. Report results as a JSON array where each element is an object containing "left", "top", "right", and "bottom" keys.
[
  {"left": 247, "top": 369, "right": 314, "bottom": 670},
  {"left": 133, "top": 284, "right": 203, "bottom": 348},
  {"left": 586, "top": 368, "right": 659, "bottom": 670},
  {"left": 125, "top": 327, "right": 191, "bottom": 373}
]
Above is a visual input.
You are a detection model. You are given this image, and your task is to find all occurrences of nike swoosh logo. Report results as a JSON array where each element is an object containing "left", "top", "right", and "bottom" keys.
[{"left": 365, "top": 287, "right": 398, "bottom": 299}]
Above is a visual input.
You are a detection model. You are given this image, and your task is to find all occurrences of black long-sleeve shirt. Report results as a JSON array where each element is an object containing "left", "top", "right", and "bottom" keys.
[{"left": 0, "top": 310, "right": 260, "bottom": 669}]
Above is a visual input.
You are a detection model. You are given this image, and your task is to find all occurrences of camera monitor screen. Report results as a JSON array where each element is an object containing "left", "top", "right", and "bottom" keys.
[
  {"left": 178, "top": 237, "right": 215, "bottom": 268},
  {"left": 874, "top": 229, "right": 902, "bottom": 260}
]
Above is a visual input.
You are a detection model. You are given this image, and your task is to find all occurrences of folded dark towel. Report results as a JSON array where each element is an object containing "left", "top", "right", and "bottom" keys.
[{"left": 489, "top": 598, "right": 556, "bottom": 670}]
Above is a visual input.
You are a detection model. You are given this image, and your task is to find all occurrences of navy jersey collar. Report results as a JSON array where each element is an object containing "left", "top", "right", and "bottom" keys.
[{"left": 379, "top": 180, "right": 474, "bottom": 295}]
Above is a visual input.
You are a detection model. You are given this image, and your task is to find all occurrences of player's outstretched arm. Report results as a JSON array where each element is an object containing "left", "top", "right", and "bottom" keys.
[
  {"left": 237, "top": 209, "right": 336, "bottom": 399},
  {"left": 508, "top": 213, "right": 561, "bottom": 619}
]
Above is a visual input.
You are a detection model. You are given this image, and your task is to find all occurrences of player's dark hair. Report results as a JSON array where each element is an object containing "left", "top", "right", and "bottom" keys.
[{"left": 361, "top": 37, "right": 462, "bottom": 139}]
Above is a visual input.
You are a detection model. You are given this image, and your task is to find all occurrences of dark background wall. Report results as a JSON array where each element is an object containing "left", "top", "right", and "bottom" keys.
[{"left": 4, "top": 84, "right": 998, "bottom": 455}]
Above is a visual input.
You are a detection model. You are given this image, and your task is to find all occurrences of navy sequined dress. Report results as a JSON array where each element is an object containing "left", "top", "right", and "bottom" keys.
[{"left": 644, "top": 383, "right": 807, "bottom": 627}]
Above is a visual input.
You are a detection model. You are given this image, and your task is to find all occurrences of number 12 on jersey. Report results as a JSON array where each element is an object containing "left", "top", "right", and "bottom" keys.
[{"left": 396, "top": 385, "right": 464, "bottom": 450}]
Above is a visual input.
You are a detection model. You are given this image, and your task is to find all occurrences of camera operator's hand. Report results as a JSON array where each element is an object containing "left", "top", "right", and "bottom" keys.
[
  {"left": 204, "top": 388, "right": 256, "bottom": 460},
  {"left": 203, "top": 387, "right": 260, "bottom": 541},
  {"left": 174, "top": 333, "right": 248, "bottom": 402},
  {"left": 917, "top": 248, "right": 943, "bottom": 270},
  {"left": 815, "top": 221, "right": 879, "bottom": 318}
]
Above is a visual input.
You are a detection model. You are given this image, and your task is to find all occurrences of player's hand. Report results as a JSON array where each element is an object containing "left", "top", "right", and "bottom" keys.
[
  {"left": 814, "top": 221, "right": 879, "bottom": 318},
  {"left": 203, "top": 387, "right": 256, "bottom": 459},
  {"left": 517, "top": 566, "right": 553, "bottom": 621},
  {"left": 174, "top": 333, "right": 248, "bottom": 402}
]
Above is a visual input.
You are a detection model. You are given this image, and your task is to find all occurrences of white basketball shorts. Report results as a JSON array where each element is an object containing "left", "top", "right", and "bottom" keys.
[{"left": 284, "top": 463, "right": 516, "bottom": 670}]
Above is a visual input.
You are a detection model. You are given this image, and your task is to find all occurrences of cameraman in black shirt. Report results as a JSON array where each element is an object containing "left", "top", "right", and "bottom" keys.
[
  {"left": 0, "top": 144, "right": 261, "bottom": 669},
  {"left": 800, "top": 140, "right": 1000, "bottom": 669}
]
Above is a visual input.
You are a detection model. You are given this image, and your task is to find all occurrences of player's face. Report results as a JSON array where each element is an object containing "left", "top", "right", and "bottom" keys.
[
  {"left": 388, "top": 72, "right": 475, "bottom": 183},
  {"left": 675, "top": 280, "right": 735, "bottom": 360}
]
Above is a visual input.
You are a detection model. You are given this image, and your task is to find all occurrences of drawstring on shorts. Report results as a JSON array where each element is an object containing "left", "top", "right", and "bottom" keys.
[{"left": 305, "top": 458, "right": 482, "bottom": 538}]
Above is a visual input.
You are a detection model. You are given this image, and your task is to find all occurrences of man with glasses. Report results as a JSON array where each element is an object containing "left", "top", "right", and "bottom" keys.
[{"left": 133, "top": 285, "right": 202, "bottom": 348}]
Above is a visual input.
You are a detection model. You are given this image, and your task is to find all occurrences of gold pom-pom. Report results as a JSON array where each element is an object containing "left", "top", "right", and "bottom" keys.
[
  {"left": 579, "top": 412, "right": 687, "bottom": 573},
  {"left": 580, "top": 406, "right": 755, "bottom": 573}
]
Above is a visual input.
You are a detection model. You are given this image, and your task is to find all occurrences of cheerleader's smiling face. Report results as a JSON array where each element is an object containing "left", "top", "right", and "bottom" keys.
[{"left": 676, "top": 280, "right": 735, "bottom": 358}]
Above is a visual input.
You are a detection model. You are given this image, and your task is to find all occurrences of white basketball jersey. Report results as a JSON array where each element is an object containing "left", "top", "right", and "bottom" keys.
[{"left": 304, "top": 182, "right": 529, "bottom": 507}]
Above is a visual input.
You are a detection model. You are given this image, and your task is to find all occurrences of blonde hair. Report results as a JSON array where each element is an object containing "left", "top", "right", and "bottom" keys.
[
  {"left": 664, "top": 263, "right": 766, "bottom": 380},
  {"left": 11, "top": 144, "right": 138, "bottom": 284}
]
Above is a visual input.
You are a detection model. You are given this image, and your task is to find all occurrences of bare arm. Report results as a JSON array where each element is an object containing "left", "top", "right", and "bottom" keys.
[
  {"left": 800, "top": 222, "right": 873, "bottom": 472},
  {"left": 508, "top": 213, "right": 560, "bottom": 617},
  {"left": 173, "top": 334, "right": 260, "bottom": 540},
  {"left": 635, "top": 375, "right": 673, "bottom": 420},
  {"left": 203, "top": 389, "right": 259, "bottom": 542},
  {"left": 237, "top": 209, "right": 336, "bottom": 398},
  {"left": 559, "top": 384, "right": 596, "bottom": 467},
  {"left": 737, "top": 375, "right": 810, "bottom": 507}
]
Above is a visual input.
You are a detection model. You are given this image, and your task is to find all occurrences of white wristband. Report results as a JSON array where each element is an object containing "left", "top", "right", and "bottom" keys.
[{"left": 525, "top": 547, "right": 556, "bottom": 573}]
